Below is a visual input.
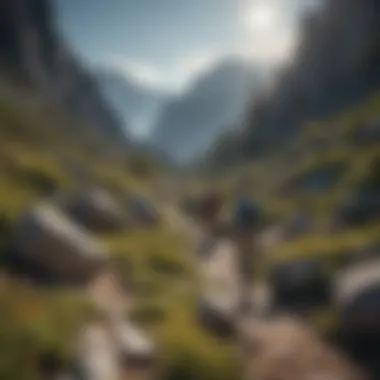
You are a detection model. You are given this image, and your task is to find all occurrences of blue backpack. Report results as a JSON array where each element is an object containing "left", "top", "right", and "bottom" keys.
[{"left": 233, "top": 199, "right": 260, "bottom": 229}]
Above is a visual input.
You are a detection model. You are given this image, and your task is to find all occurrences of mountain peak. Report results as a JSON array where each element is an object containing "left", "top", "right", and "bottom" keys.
[{"left": 150, "top": 58, "right": 264, "bottom": 163}]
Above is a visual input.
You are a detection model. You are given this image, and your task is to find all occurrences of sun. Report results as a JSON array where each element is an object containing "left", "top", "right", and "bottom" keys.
[{"left": 243, "top": 2, "right": 279, "bottom": 32}]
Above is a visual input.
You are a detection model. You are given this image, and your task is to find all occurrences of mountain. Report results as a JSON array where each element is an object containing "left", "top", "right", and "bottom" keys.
[
  {"left": 149, "top": 59, "right": 263, "bottom": 163},
  {"left": 0, "top": 0, "right": 127, "bottom": 146},
  {"left": 234, "top": 0, "right": 380, "bottom": 160},
  {"left": 95, "top": 69, "right": 171, "bottom": 139},
  {"left": 200, "top": 1, "right": 380, "bottom": 269}
]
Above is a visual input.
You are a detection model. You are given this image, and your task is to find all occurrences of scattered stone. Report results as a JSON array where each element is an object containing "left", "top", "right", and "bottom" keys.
[
  {"left": 112, "top": 322, "right": 156, "bottom": 369},
  {"left": 336, "top": 192, "right": 380, "bottom": 227},
  {"left": 333, "top": 260, "right": 380, "bottom": 378},
  {"left": 197, "top": 294, "right": 237, "bottom": 339},
  {"left": 270, "top": 258, "right": 331, "bottom": 312},
  {"left": 76, "top": 323, "right": 120, "bottom": 380},
  {"left": 129, "top": 197, "right": 160, "bottom": 226},
  {"left": 14, "top": 203, "right": 108, "bottom": 282},
  {"left": 63, "top": 188, "right": 128, "bottom": 232},
  {"left": 333, "top": 259, "right": 380, "bottom": 334}
]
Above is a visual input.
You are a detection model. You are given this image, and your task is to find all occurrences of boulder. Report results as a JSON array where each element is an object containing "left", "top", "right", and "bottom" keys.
[
  {"left": 76, "top": 323, "right": 120, "bottom": 380},
  {"left": 270, "top": 258, "right": 331, "bottom": 312},
  {"left": 336, "top": 192, "right": 380, "bottom": 227},
  {"left": 197, "top": 294, "right": 237, "bottom": 340},
  {"left": 333, "top": 259, "right": 380, "bottom": 334},
  {"left": 129, "top": 197, "right": 160, "bottom": 226},
  {"left": 63, "top": 188, "right": 127, "bottom": 232},
  {"left": 112, "top": 322, "right": 156, "bottom": 369},
  {"left": 333, "top": 260, "right": 380, "bottom": 378},
  {"left": 14, "top": 204, "right": 108, "bottom": 282}
]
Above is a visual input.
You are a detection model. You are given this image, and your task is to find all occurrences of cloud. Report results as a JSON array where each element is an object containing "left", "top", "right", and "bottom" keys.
[
  {"left": 100, "top": 0, "right": 322, "bottom": 92},
  {"left": 177, "top": 52, "right": 221, "bottom": 79},
  {"left": 104, "top": 57, "right": 166, "bottom": 88},
  {"left": 103, "top": 51, "right": 222, "bottom": 93}
]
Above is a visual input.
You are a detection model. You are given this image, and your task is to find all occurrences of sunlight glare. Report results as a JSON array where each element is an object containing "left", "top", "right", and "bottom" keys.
[{"left": 244, "top": 2, "right": 279, "bottom": 32}]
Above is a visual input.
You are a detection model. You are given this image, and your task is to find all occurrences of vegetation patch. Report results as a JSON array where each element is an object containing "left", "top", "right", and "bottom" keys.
[{"left": 0, "top": 275, "right": 98, "bottom": 379}]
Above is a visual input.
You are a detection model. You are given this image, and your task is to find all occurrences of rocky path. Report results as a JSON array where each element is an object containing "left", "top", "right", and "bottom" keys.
[
  {"left": 78, "top": 270, "right": 154, "bottom": 380},
  {"left": 163, "top": 204, "right": 368, "bottom": 380},
  {"left": 164, "top": 204, "right": 271, "bottom": 312}
]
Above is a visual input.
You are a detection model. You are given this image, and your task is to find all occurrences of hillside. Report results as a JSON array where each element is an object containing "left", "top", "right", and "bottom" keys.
[
  {"left": 0, "top": 85, "right": 244, "bottom": 378},
  {"left": 201, "top": 0, "right": 380, "bottom": 264},
  {"left": 0, "top": 0, "right": 128, "bottom": 145},
  {"left": 214, "top": 91, "right": 380, "bottom": 271},
  {"left": 208, "top": 0, "right": 380, "bottom": 161},
  {"left": 0, "top": 1, "right": 236, "bottom": 378}
]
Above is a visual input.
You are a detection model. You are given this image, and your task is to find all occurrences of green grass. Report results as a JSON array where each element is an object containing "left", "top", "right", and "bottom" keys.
[
  {"left": 0, "top": 275, "right": 98, "bottom": 380},
  {"left": 102, "top": 224, "right": 241, "bottom": 380},
  {"left": 267, "top": 222, "right": 380, "bottom": 270},
  {"left": 191, "top": 91, "right": 380, "bottom": 341},
  {"left": 0, "top": 91, "right": 164, "bottom": 378}
]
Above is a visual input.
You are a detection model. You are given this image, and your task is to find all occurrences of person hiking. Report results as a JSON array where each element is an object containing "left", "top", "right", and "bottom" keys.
[
  {"left": 232, "top": 195, "right": 261, "bottom": 314},
  {"left": 196, "top": 191, "right": 224, "bottom": 257}
]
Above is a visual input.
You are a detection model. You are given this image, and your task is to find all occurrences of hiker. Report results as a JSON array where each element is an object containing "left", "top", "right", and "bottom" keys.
[
  {"left": 196, "top": 191, "right": 224, "bottom": 256},
  {"left": 231, "top": 196, "right": 261, "bottom": 314}
]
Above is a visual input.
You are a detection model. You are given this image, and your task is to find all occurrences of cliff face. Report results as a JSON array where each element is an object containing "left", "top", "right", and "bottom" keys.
[
  {"left": 0, "top": 0, "right": 127, "bottom": 145},
  {"left": 239, "top": 0, "right": 380, "bottom": 159}
]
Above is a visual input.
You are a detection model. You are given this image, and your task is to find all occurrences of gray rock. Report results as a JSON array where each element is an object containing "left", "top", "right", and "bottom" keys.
[
  {"left": 333, "top": 259, "right": 380, "bottom": 333},
  {"left": 76, "top": 323, "right": 120, "bottom": 380},
  {"left": 112, "top": 322, "right": 156, "bottom": 368},
  {"left": 270, "top": 258, "right": 331, "bottom": 312},
  {"left": 197, "top": 294, "right": 237, "bottom": 339},
  {"left": 128, "top": 197, "right": 160, "bottom": 226},
  {"left": 63, "top": 188, "right": 127, "bottom": 232},
  {"left": 14, "top": 203, "right": 108, "bottom": 282}
]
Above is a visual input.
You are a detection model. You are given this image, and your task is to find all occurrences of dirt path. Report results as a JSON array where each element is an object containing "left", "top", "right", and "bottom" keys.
[
  {"left": 163, "top": 205, "right": 368, "bottom": 380},
  {"left": 163, "top": 204, "right": 271, "bottom": 311},
  {"left": 77, "top": 322, "right": 120, "bottom": 380},
  {"left": 76, "top": 269, "right": 153, "bottom": 380}
]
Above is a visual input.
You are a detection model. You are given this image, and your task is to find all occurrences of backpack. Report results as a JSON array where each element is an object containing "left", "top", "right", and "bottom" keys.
[{"left": 233, "top": 199, "right": 260, "bottom": 229}]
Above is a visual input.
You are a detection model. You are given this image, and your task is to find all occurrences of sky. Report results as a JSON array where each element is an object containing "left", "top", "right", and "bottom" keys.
[{"left": 54, "top": 0, "right": 323, "bottom": 94}]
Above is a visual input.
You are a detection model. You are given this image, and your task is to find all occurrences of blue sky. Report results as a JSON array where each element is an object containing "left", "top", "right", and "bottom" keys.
[{"left": 54, "top": 0, "right": 322, "bottom": 93}]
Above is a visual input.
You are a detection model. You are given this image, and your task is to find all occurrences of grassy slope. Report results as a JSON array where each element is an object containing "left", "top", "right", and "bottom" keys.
[
  {"left": 0, "top": 92, "right": 239, "bottom": 379},
  {"left": 188, "top": 92, "right": 380, "bottom": 338},
  {"left": 218, "top": 92, "right": 380, "bottom": 260}
]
